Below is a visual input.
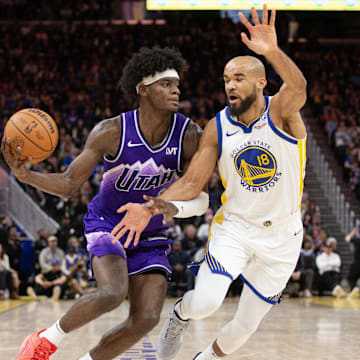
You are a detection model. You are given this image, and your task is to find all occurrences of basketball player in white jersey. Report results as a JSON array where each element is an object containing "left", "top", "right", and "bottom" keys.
[{"left": 111, "top": 5, "right": 307, "bottom": 360}]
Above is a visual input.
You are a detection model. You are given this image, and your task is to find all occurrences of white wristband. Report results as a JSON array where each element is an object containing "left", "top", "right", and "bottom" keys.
[{"left": 170, "top": 191, "right": 209, "bottom": 218}]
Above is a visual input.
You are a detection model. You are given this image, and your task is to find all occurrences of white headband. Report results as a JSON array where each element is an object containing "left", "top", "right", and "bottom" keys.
[{"left": 136, "top": 69, "right": 180, "bottom": 94}]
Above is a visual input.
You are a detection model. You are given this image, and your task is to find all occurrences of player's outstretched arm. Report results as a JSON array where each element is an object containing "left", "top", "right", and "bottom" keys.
[
  {"left": 158, "top": 118, "right": 218, "bottom": 202},
  {"left": 239, "top": 4, "right": 307, "bottom": 137},
  {"left": 111, "top": 118, "right": 218, "bottom": 247},
  {"left": 1, "top": 118, "right": 120, "bottom": 198}
]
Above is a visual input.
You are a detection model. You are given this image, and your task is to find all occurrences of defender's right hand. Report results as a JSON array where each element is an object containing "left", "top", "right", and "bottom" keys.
[
  {"left": 143, "top": 195, "right": 179, "bottom": 223},
  {"left": 1, "top": 137, "right": 31, "bottom": 182}
]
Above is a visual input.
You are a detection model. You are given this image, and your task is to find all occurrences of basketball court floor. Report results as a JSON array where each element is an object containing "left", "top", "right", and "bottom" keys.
[{"left": 1, "top": 296, "right": 359, "bottom": 360}]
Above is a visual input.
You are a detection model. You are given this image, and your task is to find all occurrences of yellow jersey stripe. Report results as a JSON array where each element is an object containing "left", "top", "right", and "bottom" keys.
[
  {"left": 219, "top": 169, "right": 227, "bottom": 207},
  {"left": 298, "top": 139, "right": 306, "bottom": 210}
]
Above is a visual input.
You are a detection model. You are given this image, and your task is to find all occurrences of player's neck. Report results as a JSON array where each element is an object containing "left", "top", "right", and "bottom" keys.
[
  {"left": 235, "top": 97, "right": 265, "bottom": 126},
  {"left": 138, "top": 105, "right": 173, "bottom": 146}
]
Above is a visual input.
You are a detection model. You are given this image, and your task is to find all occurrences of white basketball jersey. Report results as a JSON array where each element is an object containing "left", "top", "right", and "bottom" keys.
[{"left": 216, "top": 96, "right": 306, "bottom": 225}]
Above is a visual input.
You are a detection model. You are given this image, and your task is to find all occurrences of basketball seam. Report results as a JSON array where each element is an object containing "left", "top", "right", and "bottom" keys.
[
  {"left": 9, "top": 118, "right": 53, "bottom": 153},
  {"left": 8, "top": 140, "right": 46, "bottom": 160},
  {"left": 19, "top": 110, "right": 57, "bottom": 150}
]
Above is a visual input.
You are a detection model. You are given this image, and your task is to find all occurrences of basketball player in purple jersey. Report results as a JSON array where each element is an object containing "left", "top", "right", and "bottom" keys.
[{"left": 2, "top": 47, "right": 209, "bottom": 360}]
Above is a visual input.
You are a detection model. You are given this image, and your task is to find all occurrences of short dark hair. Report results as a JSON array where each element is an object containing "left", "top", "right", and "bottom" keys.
[{"left": 120, "top": 47, "right": 188, "bottom": 98}]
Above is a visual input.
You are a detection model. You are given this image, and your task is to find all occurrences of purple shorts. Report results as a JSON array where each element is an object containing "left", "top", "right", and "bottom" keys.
[{"left": 86, "top": 232, "right": 172, "bottom": 278}]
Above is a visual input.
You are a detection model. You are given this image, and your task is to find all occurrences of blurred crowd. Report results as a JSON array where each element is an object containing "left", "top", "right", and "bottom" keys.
[
  {"left": 0, "top": 0, "right": 114, "bottom": 20},
  {"left": 308, "top": 48, "right": 360, "bottom": 199},
  {"left": 1, "top": 10, "right": 360, "bottom": 300}
]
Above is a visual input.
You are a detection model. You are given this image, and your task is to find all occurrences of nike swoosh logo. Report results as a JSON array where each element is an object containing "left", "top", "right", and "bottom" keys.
[
  {"left": 226, "top": 131, "right": 239, "bottom": 137},
  {"left": 294, "top": 229, "right": 303, "bottom": 236},
  {"left": 128, "top": 141, "right": 143, "bottom": 148}
]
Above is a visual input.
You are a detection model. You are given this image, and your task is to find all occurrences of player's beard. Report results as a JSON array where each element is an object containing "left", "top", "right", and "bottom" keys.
[{"left": 228, "top": 85, "right": 257, "bottom": 118}]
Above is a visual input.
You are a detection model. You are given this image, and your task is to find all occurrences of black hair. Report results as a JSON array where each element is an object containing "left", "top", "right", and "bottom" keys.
[{"left": 120, "top": 46, "right": 188, "bottom": 98}]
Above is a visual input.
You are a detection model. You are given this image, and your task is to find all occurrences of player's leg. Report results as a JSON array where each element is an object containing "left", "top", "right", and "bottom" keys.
[
  {"left": 196, "top": 284, "right": 273, "bottom": 359},
  {"left": 16, "top": 233, "right": 128, "bottom": 360},
  {"left": 59, "top": 254, "right": 128, "bottom": 332},
  {"left": 89, "top": 271, "right": 167, "bottom": 360},
  {"left": 195, "top": 216, "right": 303, "bottom": 359},
  {"left": 179, "top": 262, "right": 232, "bottom": 320},
  {"left": 157, "top": 262, "right": 232, "bottom": 359}
]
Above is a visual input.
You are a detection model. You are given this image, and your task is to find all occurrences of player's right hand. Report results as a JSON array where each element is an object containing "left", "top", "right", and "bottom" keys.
[
  {"left": 1, "top": 137, "right": 31, "bottom": 182},
  {"left": 143, "top": 195, "right": 179, "bottom": 222}
]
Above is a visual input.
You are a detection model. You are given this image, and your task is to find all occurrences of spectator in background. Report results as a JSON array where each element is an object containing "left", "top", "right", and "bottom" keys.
[
  {"left": 208, "top": 171, "right": 223, "bottom": 214},
  {"left": 322, "top": 107, "right": 339, "bottom": 145},
  {"left": 327, "top": 236, "right": 338, "bottom": 251},
  {"left": 5, "top": 225, "right": 22, "bottom": 273},
  {"left": 188, "top": 240, "right": 208, "bottom": 292},
  {"left": 350, "top": 159, "right": 360, "bottom": 198},
  {"left": 56, "top": 214, "right": 77, "bottom": 250},
  {"left": 168, "top": 240, "right": 190, "bottom": 297},
  {"left": 27, "top": 259, "right": 67, "bottom": 301},
  {"left": 334, "top": 121, "right": 351, "bottom": 166},
  {"left": 0, "top": 216, "right": 12, "bottom": 245},
  {"left": 64, "top": 246, "right": 87, "bottom": 298},
  {"left": 0, "top": 243, "right": 19, "bottom": 299},
  {"left": 285, "top": 259, "right": 301, "bottom": 298},
  {"left": 33, "top": 229, "right": 50, "bottom": 274},
  {"left": 316, "top": 240, "right": 345, "bottom": 297},
  {"left": 181, "top": 224, "right": 202, "bottom": 256},
  {"left": 307, "top": 214, "right": 330, "bottom": 247},
  {"left": 313, "top": 228, "right": 328, "bottom": 254},
  {"left": 67, "top": 235, "right": 87, "bottom": 261},
  {"left": 302, "top": 212, "right": 313, "bottom": 233},
  {"left": 197, "top": 208, "right": 214, "bottom": 243},
  {"left": 345, "top": 226, "right": 360, "bottom": 299},
  {"left": 305, "top": 200, "right": 320, "bottom": 217},
  {"left": 300, "top": 189, "right": 310, "bottom": 218},
  {"left": 166, "top": 218, "right": 182, "bottom": 242},
  {"left": 299, "top": 236, "right": 316, "bottom": 297},
  {"left": 39, "top": 235, "right": 65, "bottom": 274}
]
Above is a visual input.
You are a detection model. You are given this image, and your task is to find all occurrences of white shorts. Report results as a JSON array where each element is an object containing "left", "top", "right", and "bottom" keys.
[{"left": 206, "top": 209, "right": 303, "bottom": 302}]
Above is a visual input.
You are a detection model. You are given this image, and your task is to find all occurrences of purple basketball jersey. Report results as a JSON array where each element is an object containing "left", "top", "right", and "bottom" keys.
[{"left": 84, "top": 109, "right": 190, "bottom": 250}]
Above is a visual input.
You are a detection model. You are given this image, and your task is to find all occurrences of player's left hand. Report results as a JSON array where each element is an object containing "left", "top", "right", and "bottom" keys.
[
  {"left": 238, "top": 4, "right": 278, "bottom": 56},
  {"left": 111, "top": 203, "right": 153, "bottom": 248}
]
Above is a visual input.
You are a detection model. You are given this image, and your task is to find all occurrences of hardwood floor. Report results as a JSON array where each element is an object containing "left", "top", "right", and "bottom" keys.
[{"left": 1, "top": 296, "right": 359, "bottom": 360}]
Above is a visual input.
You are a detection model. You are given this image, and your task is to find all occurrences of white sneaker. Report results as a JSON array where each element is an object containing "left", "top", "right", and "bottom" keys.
[
  {"left": 304, "top": 289, "right": 312, "bottom": 298},
  {"left": 332, "top": 285, "right": 346, "bottom": 298},
  {"left": 157, "top": 299, "right": 190, "bottom": 359},
  {"left": 26, "top": 286, "right": 38, "bottom": 300},
  {"left": 52, "top": 286, "right": 61, "bottom": 301},
  {"left": 348, "top": 287, "right": 359, "bottom": 299}
]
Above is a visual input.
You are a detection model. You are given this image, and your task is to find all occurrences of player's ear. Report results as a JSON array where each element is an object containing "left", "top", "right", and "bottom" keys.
[
  {"left": 257, "top": 77, "right": 267, "bottom": 90},
  {"left": 138, "top": 84, "right": 148, "bottom": 97}
]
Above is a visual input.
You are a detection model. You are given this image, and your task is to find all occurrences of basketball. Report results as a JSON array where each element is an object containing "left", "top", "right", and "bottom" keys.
[{"left": 4, "top": 108, "right": 58, "bottom": 164}]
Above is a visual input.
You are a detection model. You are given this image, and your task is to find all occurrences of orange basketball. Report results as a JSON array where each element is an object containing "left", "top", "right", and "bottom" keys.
[{"left": 4, "top": 108, "right": 58, "bottom": 164}]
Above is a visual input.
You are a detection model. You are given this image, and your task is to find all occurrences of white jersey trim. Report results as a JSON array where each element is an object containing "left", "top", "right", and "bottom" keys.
[
  {"left": 177, "top": 117, "right": 191, "bottom": 172},
  {"left": 128, "top": 264, "right": 171, "bottom": 276},
  {"left": 267, "top": 113, "right": 307, "bottom": 145},
  {"left": 134, "top": 110, "right": 177, "bottom": 153},
  {"left": 103, "top": 113, "right": 126, "bottom": 163}
]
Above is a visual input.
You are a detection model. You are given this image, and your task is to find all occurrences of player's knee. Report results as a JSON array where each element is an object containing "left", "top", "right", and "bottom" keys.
[
  {"left": 235, "top": 318, "right": 259, "bottom": 335},
  {"left": 187, "top": 294, "right": 222, "bottom": 319},
  {"left": 98, "top": 286, "right": 125, "bottom": 312},
  {"left": 132, "top": 311, "right": 161, "bottom": 333}
]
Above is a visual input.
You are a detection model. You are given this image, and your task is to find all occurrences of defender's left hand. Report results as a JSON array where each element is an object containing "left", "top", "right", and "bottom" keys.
[{"left": 238, "top": 4, "right": 278, "bottom": 56}]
